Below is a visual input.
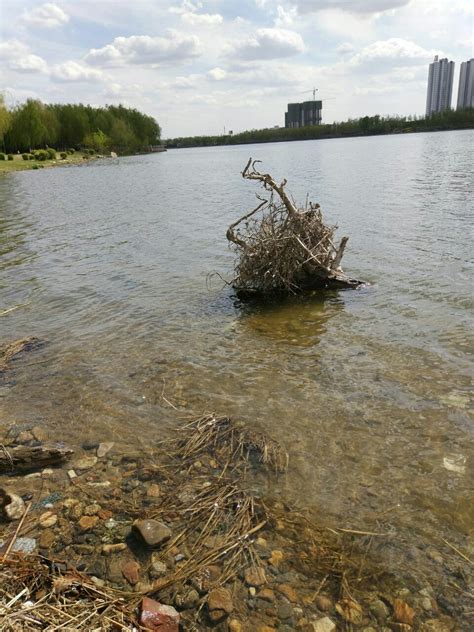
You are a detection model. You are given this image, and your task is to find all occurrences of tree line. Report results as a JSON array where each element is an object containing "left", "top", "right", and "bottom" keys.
[
  {"left": 0, "top": 96, "right": 161, "bottom": 154},
  {"left": 166, "top": 108, "right": 473, "bottom": 148}
]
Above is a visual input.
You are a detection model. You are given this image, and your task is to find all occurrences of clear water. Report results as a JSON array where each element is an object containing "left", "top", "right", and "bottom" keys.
[{"left": 1, "top": 130, "right": 473, "bottom": 585}]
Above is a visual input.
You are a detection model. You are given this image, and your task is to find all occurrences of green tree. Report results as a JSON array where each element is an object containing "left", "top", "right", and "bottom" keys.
[{"left": 0, "top": 95, "right": 12, "bottom": 151}]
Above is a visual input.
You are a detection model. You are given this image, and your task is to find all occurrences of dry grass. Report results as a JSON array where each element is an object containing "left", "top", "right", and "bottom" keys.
[{"left": 0, "top": 338, "right": 40, "bottom": 373}]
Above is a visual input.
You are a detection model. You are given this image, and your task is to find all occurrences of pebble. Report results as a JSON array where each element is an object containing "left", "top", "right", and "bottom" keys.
[
  {"left": 174, "top": 587, "right": 199, "bottom": 609},
  {"left": 244, "top": 566, "right": 267, "bottom": 587},
  {"left": 269, "top": 549, "right": 284, "bottom": 567},
  {"left": 277, "top": 583, "right": 298, "bottom": 602},
  {"left": 83, "top": 503, "right": 101, "bottom": 516},
  {"left": 314, "top": 595, "right": 333, "bottom": 612},
  {"left": 74, "top": 456, "right": 97, "bottom": 470},
  {"left": 17, "top": 430, "right": 34, "bottom": 443},
  {"left": 369, "top": 599, "right": 390, "bottom": 622},
  {"left": 140, "top": 597, "right": 179, "bottom": 632},
  {"left": 67, "top": 470, "right": 77, "bottom": 479},
  {"left": 208, "top": 587, "right": 233, "bottom": 621},
  {"left": 229, "top": 620, "right": 243, "bottom": 632},
  {"left": 39, "top": 511, "right": 57, "bottom": 528},
  {"left": 249, "top": 587, "right": 256, "bottom": 597},
  {"left": 146, "top": 483, "right": 161, "bottom": 498},
  {"left": 258, "top": 588, "right": 275, "bottom": 602},
  {"left": 102, "top": 543, "right": 127, "bottom": 555},
  {"left": 1, "top": 491, "right": 25, "bottom": 521},
  {"left": 39, "top": 530, "right": 55, "bottom": 549},
  {"left": 78, "top": 515, "right": 99, "bottom": 532},
  {"left": 150, "top": 559, "right": 168, "bottom": 578},
  {"left": 393, "top": 598, "right": 415, "bottom": 625},
  {"left": 122, "top": 560, "right": 140, "bottom": 585},
  {"left": 31, "top": 426, "right": 47, "bottom": 442},
  {"left": 0, "top": 537, "right": 36, "bottom": 554},
  {"left": 277, "top": 601, "right": 293, "bottom": 620},
  {"left": 133, "top": 519, "right": 172, "bottom": 547},
  {"left": 311, "top": 617, "right": 336, "bottom": 632},
  {"left": 97, "top": 442, "right": 114, "bottom": 458}
]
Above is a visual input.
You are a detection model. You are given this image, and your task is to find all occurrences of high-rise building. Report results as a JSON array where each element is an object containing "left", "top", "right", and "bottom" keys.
[
  {"left": 457, "top": 59, "right": 474, "bottom": 109},
  {"left": 285, "top": 101, "right": 322, "bottom": 128},
  {"left": 426, "top": 55, "right": 454, "bottom": 116}
]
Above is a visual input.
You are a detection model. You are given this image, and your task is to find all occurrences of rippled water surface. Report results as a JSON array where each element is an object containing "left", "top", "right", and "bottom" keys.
[{"left": 1, "top": 130, "right": 473, "bottom": 585}]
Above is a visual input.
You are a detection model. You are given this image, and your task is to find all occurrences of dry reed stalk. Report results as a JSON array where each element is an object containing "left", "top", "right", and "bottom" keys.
[{"left": 0, "top": 337, "right": 40, "bottom": 372}]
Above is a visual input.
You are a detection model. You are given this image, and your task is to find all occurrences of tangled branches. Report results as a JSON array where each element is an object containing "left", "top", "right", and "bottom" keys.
[{"left": 227, "top": 158, "right": 362, "bottom": 294}]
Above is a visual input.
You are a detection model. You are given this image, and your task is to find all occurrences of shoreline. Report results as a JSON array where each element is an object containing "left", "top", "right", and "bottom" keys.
[{"left": 0, "top": 151, "right": 104, "bottom": 176}]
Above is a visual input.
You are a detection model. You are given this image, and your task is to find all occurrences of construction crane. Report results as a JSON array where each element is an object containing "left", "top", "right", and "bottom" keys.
[
  {"left": 299, "top": 88, "right": 336, "bottom": 103},
  {"left": 300, "top": 87, "right": 318, "bottom": 100}
]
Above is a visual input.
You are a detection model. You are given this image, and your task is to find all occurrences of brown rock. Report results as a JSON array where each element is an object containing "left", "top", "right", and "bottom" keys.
[
  {"left": 102, "top": 543, "right": 127, "bottom": 555},
  {"left": 229, "top": 620, "right": 243, "bottom": 632},
  {"left": 133, "top": 519, "right": 172, "bottom": 547},
  {"left": 259, "top": 588, "right": 275, "bottom": 602},
  {"left": 208, "top": 587, "right": 233, "bottom": 614},
  {"left": 74, "top": 456, "right": 97, "bottom": 470},
  {"left": 98, "top": 509, "right": 113, "bottom": 520},
  {"left": 258, "top": 626, "right": 277, "bottom": 632},
  {"left": 78, "top": 515, "right": 99, "bottom": 532},
  {"left": 244, "top": 566, "right": 266, "bottom": 587},
  {"left": 122, "top": 560, "right": 140, "bottom": 585},
  {"left": 314, "top": 595, "right": 333, "bottom": 612},
  {"left": 393, "top": 599, "right": 415, "bottom": 626},
  {"left": 277, "top": 583, "right": 298, "bottom": 603},
  {"left": 83, "top": 503, "right": 101, "bottom": 516},
  {"left": 269, "top": 549, "right": 284, "bottom": 567},
  {"left": 39, "top": 529, "right": 55, "bottom": 549},
  {"left": 335, "top": 598, "right": 363, "bottom": 624},
  {"left": 31, "top": 426, "right": 47, "bottom": 442},
  {"left": 1, "top": 490, "right": 25, "bottom": 521},
  {"left": 17, "top": 430, "right": 34, "bottom": 444},
  {"left": 147, "top": 484, "right": 161, "bottom": 498},
  {"left": 140, "top": 597, "right": 179, "bottom": 632}
]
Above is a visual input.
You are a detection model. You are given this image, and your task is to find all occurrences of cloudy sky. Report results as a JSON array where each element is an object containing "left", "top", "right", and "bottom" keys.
[{"left": 0, "top": 0, "right": 472, "bottom": 137}]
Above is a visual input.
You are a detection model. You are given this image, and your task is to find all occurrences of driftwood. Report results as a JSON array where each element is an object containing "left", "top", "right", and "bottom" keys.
[
  {"left": 0, "top": 444, "right": 74, "bottom": 473},
  {"left": 227, "top": 158, "right": 363, "bottom": 294}
]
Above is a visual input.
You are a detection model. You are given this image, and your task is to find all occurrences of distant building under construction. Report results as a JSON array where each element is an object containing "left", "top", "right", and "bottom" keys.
[{"left": 285, "top": 101, "right": 322, "bottom": 128}]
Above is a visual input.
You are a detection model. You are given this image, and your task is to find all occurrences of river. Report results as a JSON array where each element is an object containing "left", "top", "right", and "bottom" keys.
[{"left": 1, "top": 130, "right": 473, "bottom": 593}]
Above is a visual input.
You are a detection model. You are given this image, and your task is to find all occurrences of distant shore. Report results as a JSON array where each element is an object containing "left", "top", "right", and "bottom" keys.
[{"left": 0, "top": 151, "right": 103, "bottom": 175}]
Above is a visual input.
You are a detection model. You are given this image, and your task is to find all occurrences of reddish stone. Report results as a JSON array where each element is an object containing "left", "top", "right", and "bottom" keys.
[
  {"left": 121, "top": 560, "right": 140, "bottom": 585},
  {"left": 140, "top": 597, "right": 179, "bottom": 632}
]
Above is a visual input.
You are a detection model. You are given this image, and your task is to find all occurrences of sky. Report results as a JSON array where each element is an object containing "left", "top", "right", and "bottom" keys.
[{"left": 0, "top": 0, "right": 472, "bottom": 137}]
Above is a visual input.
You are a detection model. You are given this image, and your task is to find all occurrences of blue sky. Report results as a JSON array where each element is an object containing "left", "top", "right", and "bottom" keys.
[{"left": 0, "top": 1, "right": 472, "bottom": 137}]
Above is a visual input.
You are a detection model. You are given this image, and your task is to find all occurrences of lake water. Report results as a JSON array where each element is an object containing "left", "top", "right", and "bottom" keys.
[{"left": 1, "top": 130, "right": 473, "bottom": 592}]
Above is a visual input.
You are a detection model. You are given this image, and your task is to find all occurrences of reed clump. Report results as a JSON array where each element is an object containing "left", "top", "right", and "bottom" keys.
[{"left": 227, "top": 158, "right": 363, "bottom": 294}]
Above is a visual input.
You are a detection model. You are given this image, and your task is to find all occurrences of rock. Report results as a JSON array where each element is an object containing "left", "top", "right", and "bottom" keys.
[
  {"left": 122, "top": 560, "right": 140, "bottom": 585},
  {"left": 208, "top": 587, "right": 233, "bottom": 618},
  {"left": 421, "top": 617, "right": 456, "bottom": 632},
  {"left": 277, "top": 584, "right": 298, "bottom": 603},
  {"left": 82, "top": 441, "right": 99, "bottom": 451},
  {"left": 369, "top": 599, "right": 390, "bottom": 622},
  {"left": 278, "top": 601, "right": 293, "bottom": 620},
  {"left": 428, "top": 549, "right": 443, "bottom": 564},
  {"left": 31, "top": 426, "right": 47, "bottom": 442},
  {"left": 314, "top": 595, "right": 333, "bottom": 612},
  {"left": 67, "top": 470, "right": 77, "bottom": 479},
  {"left": 91, "top": 576, "right": 105, "bottom": 587},
  {"left": 150, "top": 559, "right": 168, "bottom": 578},
  {"left": 259, "top": 588, "right": 275, "bottom": 602},
  {"left": 229, "top": 620, "right": 243, "bottom": 632},
  {"left": 83, "top": 503, "right": 101, "bottom": 516},
  {"left": 1, "top": 490, "right": 26, "bottom": 521},
  {"left": 68, "top": 503, "right": 84, "bottom": 520},
  {"left": 97, "top": 442, "right": 114, "bottom": 458},
  {"left": 78, "top": 516, "right": 99, "bottom": 532},
  {"left": 39, "top": 511, "right": 58, "bottom": 528},
  {"left": 17, "top": 430, "right": 34, "bottom": 444},
  {"left": 74, "top": 456, "right": 97, "bottom": 470},
  {"left": 269, "top": 549, "right": 284, "bottom": 567},
  {"left": 174, "top": 587, "right": 199, "bottom": 610},
  {"left": 39, "top": 530, "right": 55, "bottom": 549},
  {"left": 140, "top": 597, "right": 179, "bottom": 632},
  {"left": 312, "top": 617, "right": 336, "bottom": 632},
  {"left": 0, "top": 537, "right": 36, "bottom": 554},
  {"left": 133, "top": 519, "right": 172, "bottom": 548},
  {"left": 258, "top": 627, "right": 276, "bottom": 632},
  {"left": 393, "top": 598, "right": 415, "bottom": 625},
  {"left": 102, "top": 543, "right": 127, "bottom": 555},
  {"left": 244, "top": 566, "right": 266, "bottom": 587},
  {"left": 147, "top": 483, "right": 161, "bottom": 498}
]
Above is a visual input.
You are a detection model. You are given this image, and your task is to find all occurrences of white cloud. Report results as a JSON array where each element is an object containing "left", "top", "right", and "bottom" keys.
[
  {"left": 295, "top": 0, "right": 410, "bottom": 14},
  {"left": 336, "top": 42, "right": 355, "bottom": 55},
  {"left": 103, "top": 82, "right": 143, "bottom": 98},
  {"left": 23, "top": 2, "right": 69, "bottom": 28},
  {"left": 208, "top": 67, "right": 227, "bottom": 80},
  {"left": 230, "top": 28, "right": 305, "bottom": 61},
  {"left": 275, "top": 5, "right": 297, "bottom": 26},
  {"left": 84, "top": 32, "right": 202, "bottom": 67},
  {"left": 181, "top": 12, "right": 223, "bottom": 25},
  {"left": 349, "top": 38, "right": 438, "bottom": 67},
  {"left": 51, "top": 61, "right": 104, "bottom": 82},
  {"left": 0, "top": 39, "right": 48, "bottom": 74}
]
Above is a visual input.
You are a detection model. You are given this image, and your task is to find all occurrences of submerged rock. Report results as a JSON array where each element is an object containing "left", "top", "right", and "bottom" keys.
[
  {"left": 133, "top": 519, "right": 171, "bottom": 548},
  {"left": 1, "top": 489, "right": 26, "bottom": 521},
  {"left": 140, "top": 597, "right": 179, "bottom": 632},
  {"left": 312, "top": 617, "right": 336, "bottom": 632}
]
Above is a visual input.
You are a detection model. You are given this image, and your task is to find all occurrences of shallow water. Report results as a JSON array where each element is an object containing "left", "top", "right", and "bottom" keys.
[{"left": 1, "top": 130, "right": 473, "bottom": 587}]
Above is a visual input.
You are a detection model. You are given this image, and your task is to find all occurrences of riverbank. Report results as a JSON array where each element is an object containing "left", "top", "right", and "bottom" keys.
[
  {"left": 0, "top": 413, "right": 464, "bottom": 631},
  {"left": 0, "top": 151, "right": 102, "bottom": 175}
]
